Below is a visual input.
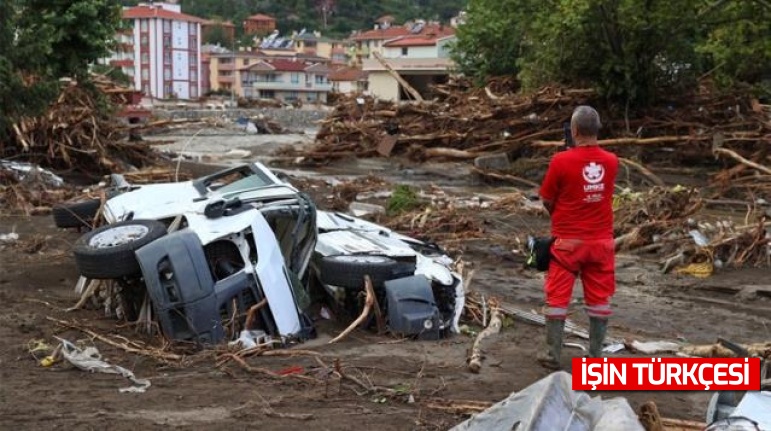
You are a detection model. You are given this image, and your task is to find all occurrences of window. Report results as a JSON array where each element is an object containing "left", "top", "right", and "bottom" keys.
[
  {"left": 141, "top": 35, "right": 148, "bottom": 45},
  {"left": 190, "top": 52, "right": 198, "bottom": 63},
  {"left": 314, "top": 74, "right": 326, "bottom": 84},
  {"left": 243, "top": 58, "right": 250, "bottom": 66},
  {"left": 142, "top": 84, "right": 150, "bottom": 94},
  {"left": 164, "top": 67, "right": 171, "bottom": 80},
  {"left": 401, "top": 47, "right": 408, "bottom": 56},
  {"left": 307, "top": 92, "right": 317, "bottom": 102},
  {"left": 191, "top": 86, "right": 198, "bottom": 98},
  {"left": 163, "top": 20, "right": 171, "bottom": 32},
  {"left": 291, "top": 73, "right": 299, "bottom": 84},
  {"left": 164, "top": 84, "right": 172, "bottom": 95},
  {"left": 141, "top": 68, "right": 149, "bottom": 80},
  {"left": 190, "top": 35, "right": 197, "bottom": 46},
  {"left": 285, "top": 91, "right": 299, "bottom": 101},
  {"left": 141, "top": 53, "right": 149, "bottom": 64},
  {"left": 140, "top": 19, "right": 148, "bottom": 32},
  {"left": 259, "top": 90, "right": 275, "bottom": 99},
  {"left": 190, "top": 69, "right": 197, "bottom": 81},
  {"left": 163, "top": 35, "right": 171, "bottom": 47},
  {"left": 164, "top": 52, "right": 171, "bottom": 64},
  {"left": 190, "top": 24, "right": 197, "bottom": 35}
]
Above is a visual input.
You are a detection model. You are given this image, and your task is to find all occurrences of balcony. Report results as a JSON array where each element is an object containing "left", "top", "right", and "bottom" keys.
[
  {"left": 218, "top": 76, "right": 235, "bottom": 83},
  {"left": 243, "top": 78, "right": 332, "bottom": 92}
]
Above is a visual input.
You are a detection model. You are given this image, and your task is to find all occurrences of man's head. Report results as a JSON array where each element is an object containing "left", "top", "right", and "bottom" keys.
[{"left": 570, "top": 105, "right": 601, "bottom": 143}]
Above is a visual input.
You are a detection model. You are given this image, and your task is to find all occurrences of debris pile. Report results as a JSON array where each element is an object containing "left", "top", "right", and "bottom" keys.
[
  {"left": 309, "top": 85, "right": 593, "bottom": 162},
  {"left": 306, "top": 80, "right": 770, "bottom": 195},
  {"left": 2, "top": 79, "right": 158, "bottom": 176}
]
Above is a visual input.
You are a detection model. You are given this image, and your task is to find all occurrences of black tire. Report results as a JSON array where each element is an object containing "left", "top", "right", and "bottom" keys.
[
  {"left": 52, "top": 199, "right": 101, "bottom": 229},
  {"left": 318, "top": 255, "right": 416, "bottom": 289},
  {"left": 73, "top": 219, "right": 167, "bottom": 279}
]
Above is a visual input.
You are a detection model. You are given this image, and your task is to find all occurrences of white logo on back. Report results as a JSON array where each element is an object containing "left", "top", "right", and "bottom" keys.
[{"left": 583, "top": 162, "right": 605, "bottom": 184}]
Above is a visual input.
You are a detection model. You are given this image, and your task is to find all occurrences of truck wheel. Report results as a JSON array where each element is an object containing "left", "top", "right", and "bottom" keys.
[
  {"left": 318, "top": 255, "right": 416, "bottom": 289},
  {"left": 53, "top": 199, "right": 101, "bottom": 229},
  {"left": 73, "top": 219, "right": 167, "bottom": 279}
]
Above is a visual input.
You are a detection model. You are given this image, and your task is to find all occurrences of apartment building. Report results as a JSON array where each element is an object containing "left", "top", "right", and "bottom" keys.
[
  {"left": 241, "top": 59, "right": 331, "bottom": 103},
  {"left": 117, "top": 2, "right": 204, "bottom": 99}
]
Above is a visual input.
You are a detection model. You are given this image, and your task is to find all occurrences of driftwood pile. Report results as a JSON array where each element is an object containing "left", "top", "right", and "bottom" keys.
[
  {"left": 308, "top": 79, "right": 771, "bottom": 196},
  {"left": 2, "top": 79, "right": 158, "bottom": 176},
  {"left": 613, "top": 186, "right": 771, "bottom": 272},
  {"left": 310, "top": 84, "right": 594, "bottom": 162}
]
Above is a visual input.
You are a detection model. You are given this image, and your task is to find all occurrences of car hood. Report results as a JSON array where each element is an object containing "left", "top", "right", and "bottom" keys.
[{"left": 105, "top": 181, "right": 201, "bottom": 222}]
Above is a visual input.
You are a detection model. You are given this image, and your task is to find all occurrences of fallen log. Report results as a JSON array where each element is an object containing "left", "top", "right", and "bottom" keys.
[
  {"left": 713, "top": 147, "right": 771, "bottom": 176},
  {"left": 619, "top": 157, "right": 665, "bottom": 187},
  {"left": 532, "top": 136, "right": 703, "bottom": 148},
  {"left": 468, "top": 298, "right": 502, "bottom": 373},
  {"left": 372, "top": 52, "right": 423, "bottom": 102},
  {"left": 328, "top": 275, "right": 375, "bottom": 344},
  {"left": 471, "top": 166, "right": 540, "bottom": 188},
  {"left": 423, "top": 148, "right": 479, "bottom": 160}
]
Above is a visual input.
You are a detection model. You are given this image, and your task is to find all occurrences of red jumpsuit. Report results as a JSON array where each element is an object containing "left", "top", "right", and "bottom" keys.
[{"left": 539, "top": 145, "right": 619, "bottom": 320}]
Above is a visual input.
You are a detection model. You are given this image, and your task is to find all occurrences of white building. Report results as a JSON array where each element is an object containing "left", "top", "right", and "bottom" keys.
[{"left": 114, "top": 2, "right": 204, "bottom": 100}]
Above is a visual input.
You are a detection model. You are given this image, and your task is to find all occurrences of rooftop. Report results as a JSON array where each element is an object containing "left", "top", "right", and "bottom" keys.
[
  {"left": 351, "top": 23, "right": 454, "bottom": 42},
  {"left": 329, "top": 66, "right": 368, "bottom": 82},
  {"left": 123, "top": 5, "right": 205, "bottom": 23},
  {"left": 246, "top": 13, "right": 276, "bottom": 21},
  {"left": 362, "top": 57, "right": 454, "bottom": 72},
  {"left": 384, "top": 34, "right": 455, "bottom": 48}
]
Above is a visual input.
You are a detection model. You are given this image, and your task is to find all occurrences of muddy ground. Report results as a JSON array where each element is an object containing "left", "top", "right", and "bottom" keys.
[{"left": 1, "top": 141, "right": 770, "bottom": 430}]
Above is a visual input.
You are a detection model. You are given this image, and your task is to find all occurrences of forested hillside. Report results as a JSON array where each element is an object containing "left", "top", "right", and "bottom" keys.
[{"left": 119, "top": 0, "right": 466, "bottom": 37}]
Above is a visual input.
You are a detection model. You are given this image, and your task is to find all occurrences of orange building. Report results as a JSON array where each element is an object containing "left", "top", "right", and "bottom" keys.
[{"left": 243, "top": 13, "right": 276, "bottom": 36}]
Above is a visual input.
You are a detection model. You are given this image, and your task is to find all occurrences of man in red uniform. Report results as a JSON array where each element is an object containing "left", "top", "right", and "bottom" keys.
[{"left": 538, "top": 105, "right": 618, "bottom": 369}]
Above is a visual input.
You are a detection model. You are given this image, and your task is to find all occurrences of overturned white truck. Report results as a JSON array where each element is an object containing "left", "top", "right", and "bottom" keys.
[{"left": 57, "top": 163, "right": 464, "bottom": 346}]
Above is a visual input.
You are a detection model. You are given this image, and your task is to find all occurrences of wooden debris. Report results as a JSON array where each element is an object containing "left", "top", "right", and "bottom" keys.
[
  {"left": 329, "top": 275, "right": 376, "bottom": 344},
  {"left": 421, "top": 397, "right": 494, "bottom": 415},
  {"left": 680, "top": 342, "right": 771, "bottom": 358},
  {"left": 467, "top": 298, "right": 502, "bottom": 373}
]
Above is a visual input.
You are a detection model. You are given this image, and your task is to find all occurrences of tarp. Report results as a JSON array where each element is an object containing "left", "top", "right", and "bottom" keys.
[{"left": 450, "top": 371, "right": 644, "bottom": 431}]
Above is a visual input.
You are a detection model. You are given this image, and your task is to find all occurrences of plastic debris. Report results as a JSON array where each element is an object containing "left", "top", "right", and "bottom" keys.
[
  {"left": 57, "top": 337, "right": 150, "bottom": 393},
  {"left": 627, "top": 340, "right": 682, "bottom": 355},
  {"left": 229, "top": 329, "right": 269, "bottom": 349},
  {"left": 0, "top": 232, "right": 19, "bottom": 244}
]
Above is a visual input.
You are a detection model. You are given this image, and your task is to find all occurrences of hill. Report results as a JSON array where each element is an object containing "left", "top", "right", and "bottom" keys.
[{"left": 120, "top": 0, "right": 466, "bottom": 38}]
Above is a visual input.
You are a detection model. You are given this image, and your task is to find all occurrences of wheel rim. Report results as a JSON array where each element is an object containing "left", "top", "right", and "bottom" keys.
[
  {"left": 333, "top": 255, "right": 390, "bottom": 264},
  {"left": 88, "top": 225, "right": 149, "bottom": 249}
]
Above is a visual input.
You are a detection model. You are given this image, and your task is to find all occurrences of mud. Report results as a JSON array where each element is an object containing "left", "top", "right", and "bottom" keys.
[{"left": 1, "top": 149, "right": 770, "bottom": 430}]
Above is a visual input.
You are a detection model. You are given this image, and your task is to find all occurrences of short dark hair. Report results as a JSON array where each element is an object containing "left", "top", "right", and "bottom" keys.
[{"left": 571, "top": 105, "right": 601, "bottom": 137}]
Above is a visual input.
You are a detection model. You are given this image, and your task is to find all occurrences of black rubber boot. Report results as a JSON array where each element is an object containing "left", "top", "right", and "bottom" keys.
[
  {"left": 589, "top": 317, "right": 608, "bottom": 358},
  {"left": 537, "top": 319, "right": 565, "bottom": 370}
]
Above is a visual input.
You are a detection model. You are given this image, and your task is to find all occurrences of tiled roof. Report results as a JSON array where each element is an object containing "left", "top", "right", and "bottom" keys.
[
  {"left": 246, "top": 14, "right": 275, "bottom": 21},
  {"left": 265, "top": 59, "right": 309, "bottom": 72},
  {"left": 329, "top": 66, "right": 367, "bottom": 82},
  {"left": 384, "top": 36, "right": 436, "bottom": 47},
  {"left": 351, "top": 24, "right": 454, "bottom": 42},
  {"left": 123, "top": 6, "right": 205, "bottom": 23},
  {"left": 351, "top": 26, "right": 411, "bottom": 41}
]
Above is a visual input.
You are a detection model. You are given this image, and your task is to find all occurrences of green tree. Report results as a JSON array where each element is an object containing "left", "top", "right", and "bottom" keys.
[
  {"left": 454, "top": 0, "right": 705, "bottom": 107},
  {"left": 698, "top": 0, "right": 771, "bottom": 96},
  {"left": 0, "top": 0, "right": 121, "bottom": 140},
  {"left": 450, "top": 0, "right": 543, "bottom": 83},
  {"left": 204, "top": 23, "right": 234, "bottom": 47}
]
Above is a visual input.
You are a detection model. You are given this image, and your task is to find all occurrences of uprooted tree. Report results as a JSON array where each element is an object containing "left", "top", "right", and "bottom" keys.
[{"left": 451, "top": 0, "right": 771, "bottom": 107}]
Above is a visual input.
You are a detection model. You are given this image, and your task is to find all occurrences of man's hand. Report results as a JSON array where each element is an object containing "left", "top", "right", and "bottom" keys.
[{"left": 543, "top": 199, "right": 554, "bottom": 215}]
